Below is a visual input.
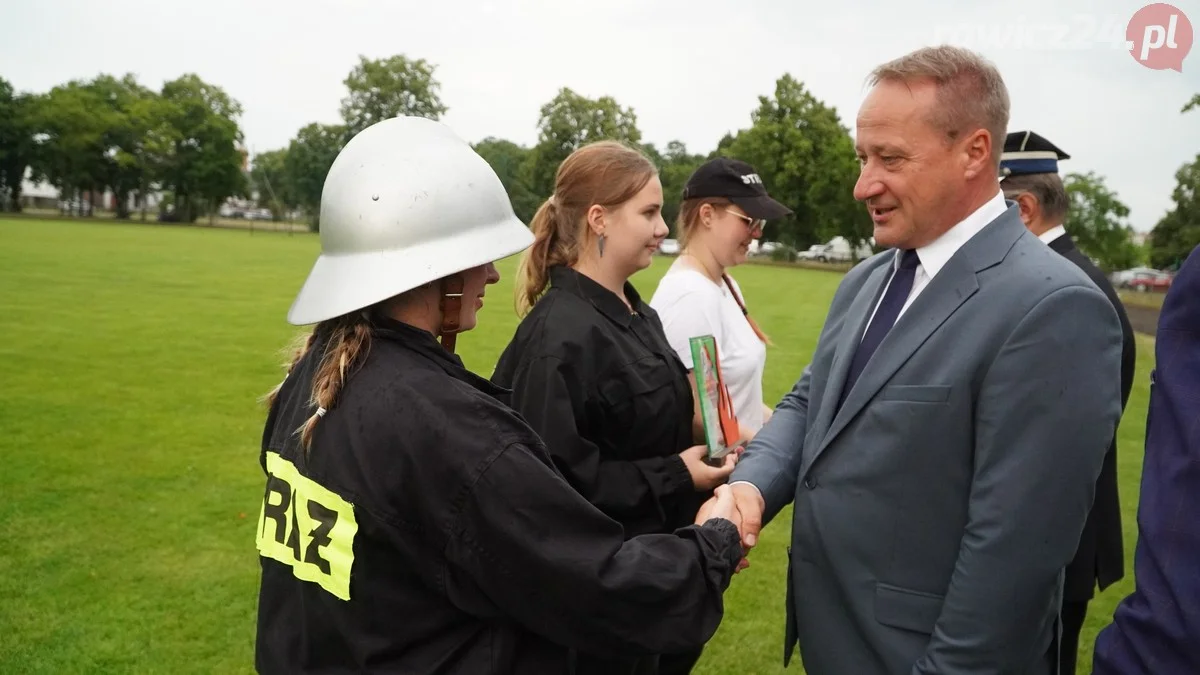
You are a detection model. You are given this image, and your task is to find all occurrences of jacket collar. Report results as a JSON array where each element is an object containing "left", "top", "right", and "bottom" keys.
[
  {"left": 1046, "top": 230, "right": 1076, "bottom": 255},
  {"left": 1038, "top": 224, "right": 1068, "bottom": 245},
  {"left": 549, "top": 265, "right": 644, "bottom": 327},
  {"left": 910, "top": 189, "right": 1007, "bottom": 281},
  {"left": 369, "top": 314, "right": 509, "bottom": 398}
]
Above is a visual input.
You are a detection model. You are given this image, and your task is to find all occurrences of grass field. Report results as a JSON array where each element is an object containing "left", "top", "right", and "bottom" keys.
[
  {"left": 0, "top": 218, "right": 1154, "bottom": 674},
  {"left": 1118, "top": 289, "right": 1168, "bottom": 309}
]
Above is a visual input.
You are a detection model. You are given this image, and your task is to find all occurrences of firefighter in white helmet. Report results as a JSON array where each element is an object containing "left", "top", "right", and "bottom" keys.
[{"left": 254, "top": 116, "right": 745, "bottom": 674}]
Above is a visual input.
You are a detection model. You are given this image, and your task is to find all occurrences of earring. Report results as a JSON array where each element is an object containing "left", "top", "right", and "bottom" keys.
[{"left": 598, "top": 233, "right": 606, "bottom": 257}]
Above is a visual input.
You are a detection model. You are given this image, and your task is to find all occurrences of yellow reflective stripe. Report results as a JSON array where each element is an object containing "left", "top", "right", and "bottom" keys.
[{"left": 256, "top": 451, "right": 358, "bottom": 601}]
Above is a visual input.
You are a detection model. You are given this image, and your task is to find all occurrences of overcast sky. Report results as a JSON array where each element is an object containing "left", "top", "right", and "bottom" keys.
[{"left": 4, "top": 0, "right": 1198, "bottom": 232}]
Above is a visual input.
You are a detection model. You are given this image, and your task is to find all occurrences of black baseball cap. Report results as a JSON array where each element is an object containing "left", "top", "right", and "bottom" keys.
[{"left": 681, "top": 157, "right": 793, "bottom": 220}]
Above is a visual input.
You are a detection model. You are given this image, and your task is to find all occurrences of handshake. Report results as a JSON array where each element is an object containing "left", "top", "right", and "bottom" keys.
[{"left": 695, "top": 482, "right": 765, "bottom": 573}]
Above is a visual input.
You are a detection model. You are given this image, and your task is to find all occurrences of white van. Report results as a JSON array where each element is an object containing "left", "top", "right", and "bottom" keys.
[{"left": 797, "top": 236, "right": 874, "bottom": 262}]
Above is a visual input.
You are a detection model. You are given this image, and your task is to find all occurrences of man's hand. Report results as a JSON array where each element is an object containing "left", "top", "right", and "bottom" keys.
[
  {"left": 697, "top": 483, "right": 762, "bottom": 574},
  {"left": 730, "top": 482, "right": 766, "bottom": 549}
]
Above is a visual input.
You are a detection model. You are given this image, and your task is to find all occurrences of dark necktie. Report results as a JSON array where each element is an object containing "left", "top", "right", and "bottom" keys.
[{"left": 839, "top": 249, "right": 920, "bottom": 407}]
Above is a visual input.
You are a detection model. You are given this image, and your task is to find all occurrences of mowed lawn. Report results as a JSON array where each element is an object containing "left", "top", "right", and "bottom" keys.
[{"left": 0, "top": 218, "right": 1154, "bottom": 674}]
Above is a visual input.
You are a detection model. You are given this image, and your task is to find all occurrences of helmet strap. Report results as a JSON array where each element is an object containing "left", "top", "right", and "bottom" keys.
[{"left": 438, "top": 274, "right": 464, "bottom": 354}]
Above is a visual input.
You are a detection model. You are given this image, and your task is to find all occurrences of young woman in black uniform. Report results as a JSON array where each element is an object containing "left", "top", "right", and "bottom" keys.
[
  {"left": 490, "top": 141, "right": 738, "bottom": 675},
  {"left": 253, "top": 117, "right": 745, "bottom": 675}
]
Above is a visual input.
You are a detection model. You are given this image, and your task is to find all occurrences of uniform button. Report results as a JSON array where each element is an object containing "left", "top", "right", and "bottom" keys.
[{"left": 804, "top": 477, "right": 817, "bottom": 489}]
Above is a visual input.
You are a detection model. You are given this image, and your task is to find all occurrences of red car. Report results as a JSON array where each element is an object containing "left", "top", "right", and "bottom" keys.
[{"left": 1126, "top": 270, "right": 1173, "bottom": 292}]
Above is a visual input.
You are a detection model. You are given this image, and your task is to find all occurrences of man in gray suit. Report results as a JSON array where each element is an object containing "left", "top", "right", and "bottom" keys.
[{"left": 722, "top": 46, "right": 1124, "bottom": 674}]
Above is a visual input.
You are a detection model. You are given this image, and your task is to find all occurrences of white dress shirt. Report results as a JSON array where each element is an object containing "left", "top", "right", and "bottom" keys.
[
  {"left": 1038, "top": 224, "right": 1067, "bottom": 245},
  {"left": 861, "top": 190, "right": 1008, "bottom": 336}
]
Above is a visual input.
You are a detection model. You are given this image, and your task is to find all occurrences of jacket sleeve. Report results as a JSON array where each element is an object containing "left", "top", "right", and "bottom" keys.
[
  {"left": 912, "top": 284, "right": 1124, "bottom": 674},
  {"left": 509, "top": 354, "right": 695, "bottom": 526},
  {"left": 728, "top": 364, "right": 811, "bottom": 523},
  {"left": 1117, "top": 301, "right": 1137, "bottom": 411},
  {"left": 442, "top": 441, "right": 743, "bottom": 657},
  {"left": 1093, "top": 246, "right": 1200, "bottom": 675}
]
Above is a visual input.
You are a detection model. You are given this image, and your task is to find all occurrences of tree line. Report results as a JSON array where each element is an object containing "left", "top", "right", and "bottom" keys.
[
  {"left": 244, "top": 56, "right": 878, "bottom": 254},
  {"left": 0, "top": 54, "right": 1195, "bottom": 270}
]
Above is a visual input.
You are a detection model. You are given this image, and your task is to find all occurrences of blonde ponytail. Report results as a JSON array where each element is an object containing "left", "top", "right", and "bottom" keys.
[
  {"left": 262, "top": 312, "right": 374, "bottom": 452},
  {"left": 299, "top": 316, "right": 372, "bottom": 450},
  {"left": 515, "top": 197, "right": 560, "bottom": 316}
]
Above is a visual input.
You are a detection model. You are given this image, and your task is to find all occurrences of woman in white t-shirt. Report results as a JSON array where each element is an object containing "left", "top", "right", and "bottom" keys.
[{"left": 650, "top": 157, "right": 793, "bottom": 442}]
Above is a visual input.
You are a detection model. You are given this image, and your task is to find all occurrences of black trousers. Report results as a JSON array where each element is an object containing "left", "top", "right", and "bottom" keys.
[
  {"left": 1060, "top": 600, "right": 1089, "bottom": 675},
  {"left": 658, "top": 647, "right": 703, "bottom": 675}
]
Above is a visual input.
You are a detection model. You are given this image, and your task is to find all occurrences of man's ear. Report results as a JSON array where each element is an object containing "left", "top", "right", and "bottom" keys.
[
  {"left": 961, "top": 129, "right": 992, "bottom": 179},
  {"left": 1013, "top": 192, "right": 1039, "bottom": 226}
]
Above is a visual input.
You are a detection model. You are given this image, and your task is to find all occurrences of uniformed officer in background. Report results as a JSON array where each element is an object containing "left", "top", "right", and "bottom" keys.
[
  {"left": 1000, "top": 130, "right": 1134, "bottom": 675},
  {"left": 254, "top": 116, "right": 746, "bottom": 674}
]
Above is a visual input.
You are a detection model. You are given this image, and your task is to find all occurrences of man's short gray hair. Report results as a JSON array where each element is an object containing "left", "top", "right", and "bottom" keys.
[
  {"left": 1002, "top": 173, "right": 1070, "bottom": 222},
  {"left": 868, "top": 45, "right": 1010, "bottom": 169}
]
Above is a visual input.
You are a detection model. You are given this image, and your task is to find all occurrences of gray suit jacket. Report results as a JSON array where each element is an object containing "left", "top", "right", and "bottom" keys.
[{"left": 730, "top": 207, "right": 1123, "bottom": 675}]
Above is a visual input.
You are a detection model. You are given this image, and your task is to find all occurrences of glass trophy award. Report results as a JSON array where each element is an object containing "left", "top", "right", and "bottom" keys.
[{"left": 688, "top": 335, "right": 740, "bottom": 465}]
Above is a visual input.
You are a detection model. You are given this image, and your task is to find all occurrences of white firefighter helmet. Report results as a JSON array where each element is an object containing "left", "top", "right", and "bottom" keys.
[{"left": 286, "top": 116, "right": 533, "bottom": 326}]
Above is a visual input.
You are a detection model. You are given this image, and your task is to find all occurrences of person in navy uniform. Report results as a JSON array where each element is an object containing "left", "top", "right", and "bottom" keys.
[
  {"left": 253, "top": 116, "right": 746, "bottom": 675},
  {"left": 1092, "top": 244, "right": 1200, "bottom": 675},
  {"left": 997, "top": 129, "right": 1135, "bottom": 673}
]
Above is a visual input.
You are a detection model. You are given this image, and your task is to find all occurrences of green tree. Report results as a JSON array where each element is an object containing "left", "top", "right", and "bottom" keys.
[
  {"left": 87, "top": 74, "right": 163, "bottom": 219},
  {"left": 0, "top": 79, "right": 39, "bottom": 212},
  {"left": 472, "top": 137, "right": 539, "bottom": 223},
  {"left": 657, "top": 140, "right": 705, "bottom": 235},
  {"left": 158, "top": 74, "right": 248, "bottom": 223},
  {"left": 284, "top": 123, "right": 345, "bottom": 230},
  {"left": 1062, "top": 171, "right": 1140, "bottom": 272},
  {"left": 1147, "top": 98, "right": 1200, "bottom": 269},
  {"left": 249, "top": 148, "right": 294, "bottom": 219},
  {"left": 522, "top": 87, "right": 642, "bottom": 197},
  {"left": 721, "top": 75, "right": 866, "bottom": 252},
  {"left": 1148, "top": 155, "right": 1200, "bottom": 269},
  {"left": 128, "top": 89, "right": 178, "bottom": 221},
  {"left": 30, "top": 80, "right": 114, "bottom": 216},
  {"left": 340, "top": 55, "right": 448, "bottom": 138}
]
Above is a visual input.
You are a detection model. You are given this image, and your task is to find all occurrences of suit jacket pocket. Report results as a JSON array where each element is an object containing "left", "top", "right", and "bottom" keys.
[
  {"left": 874, "top": 582, "right": 944, "bottom": 634},
  {"left": 876, "top": 384, "right": 951, "bottom": 403}
]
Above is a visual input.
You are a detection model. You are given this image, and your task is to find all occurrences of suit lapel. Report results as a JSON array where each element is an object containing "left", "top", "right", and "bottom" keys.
[
  {"left": 805, "top": 261, "right": 895, "bottom": 454},
  {"left": 1048, "top": 232, "right": 1075, "bottom": 256},
  {"left": 811, "top": 206, "right": 1026, "bottom": 463}
]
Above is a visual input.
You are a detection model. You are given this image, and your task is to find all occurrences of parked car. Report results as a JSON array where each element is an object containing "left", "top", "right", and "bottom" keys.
[
  {"left": 243, "top": 208, "right": 274, "bottom": 221},
  {"left": 748, "top": 240, "right": 782, "bottom": 256},
  {"left": 1123, "top": 269, "right": 1172, "bottom": 292},
  {"left": 658, "top": 238, "right": 680, "bottom": 255},
  {"left": 795, "top": 244, "right": 826, "bottom": 261},
  {"left": 1110, "top": 266, "right": 1160, "bottom": 287},
  {"left": 794, "top": 237, "right": 874, "bottom": 263}
]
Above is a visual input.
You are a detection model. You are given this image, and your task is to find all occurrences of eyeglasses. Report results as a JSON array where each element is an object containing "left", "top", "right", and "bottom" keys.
[{"left": 723, "top": 208, "right": 764, "bottom": 233}]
